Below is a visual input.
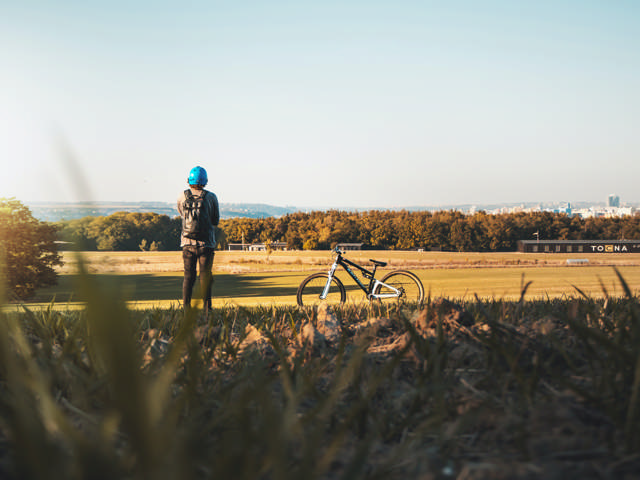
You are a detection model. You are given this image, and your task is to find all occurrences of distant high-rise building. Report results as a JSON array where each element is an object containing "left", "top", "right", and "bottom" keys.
[{"left": 608, "top": 194, "right": 620, "bottom": 208}]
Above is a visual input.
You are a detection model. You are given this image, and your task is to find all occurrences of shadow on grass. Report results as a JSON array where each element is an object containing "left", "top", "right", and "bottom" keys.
[
  {"left": 25, "top": 272, "right": 369, "bottom": 304},
  {"left": 27, "top": 272, "right": 368, "bottom": 305},
  {"left": 212, "top": 273, "right": 363, "bottom": 301}
]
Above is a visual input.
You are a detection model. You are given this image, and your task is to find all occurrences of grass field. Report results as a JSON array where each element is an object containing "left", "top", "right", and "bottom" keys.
[
  {"left": 11, "top": 250, "right": 640, "bottom": 310},
  {"left": 4, "top": 251, "right": 640, "bottom": 477},
  {"left": 54, "top": 249, "right": 640, "bottom": 274}
]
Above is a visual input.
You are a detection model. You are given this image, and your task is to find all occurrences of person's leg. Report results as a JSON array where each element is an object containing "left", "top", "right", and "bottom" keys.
[
  {"left": 198, "top": 246, "right": 215, "bottom": 311},
  {"left": 182, "top": 246, "right": 198, "bottom": 310}
]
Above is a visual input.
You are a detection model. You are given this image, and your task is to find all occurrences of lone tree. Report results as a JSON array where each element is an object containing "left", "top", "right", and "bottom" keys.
[{"left": 0, "top": 198, "right": 62, "bottom": 300}]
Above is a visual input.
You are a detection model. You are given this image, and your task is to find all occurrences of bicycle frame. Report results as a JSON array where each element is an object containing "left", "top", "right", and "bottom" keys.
[{"left": 321, "top": 249, "right": 402, "bottom": 300}]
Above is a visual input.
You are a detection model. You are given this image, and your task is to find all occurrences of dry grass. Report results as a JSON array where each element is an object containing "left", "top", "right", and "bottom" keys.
[{"left": 57, "top": 250, "right": 640, "bottom": 274}]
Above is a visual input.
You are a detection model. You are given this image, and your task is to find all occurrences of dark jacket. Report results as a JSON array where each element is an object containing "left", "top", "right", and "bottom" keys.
[{"left": 177, "top": 187, "right": 220, "bottom": 248}]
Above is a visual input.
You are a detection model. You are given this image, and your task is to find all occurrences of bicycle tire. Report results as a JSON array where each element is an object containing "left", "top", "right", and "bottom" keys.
[
  {"left": 297, "top": 273, "right": 346, "bottom": 307},
  {"left": 374, "top": 270, "right": 424, "bottom": 304}
]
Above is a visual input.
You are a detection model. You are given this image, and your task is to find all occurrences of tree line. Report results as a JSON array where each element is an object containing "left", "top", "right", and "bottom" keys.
[
  {"left": 56, "top": 212, "right": 182, "bottom": 251},
  {"left": 55, "top": 209, "right": 640, "bottom": 252}
]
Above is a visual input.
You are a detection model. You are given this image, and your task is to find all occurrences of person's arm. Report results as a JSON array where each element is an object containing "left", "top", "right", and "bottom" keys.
[
  {"left": 177, "top": 192, "right": 185, "bottom": 216},
  {"left": 211, "top": 193, "right": 220, "bottom": 226}
]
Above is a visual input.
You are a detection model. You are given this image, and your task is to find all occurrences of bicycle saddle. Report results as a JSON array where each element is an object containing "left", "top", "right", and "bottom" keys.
[{"left": 370, "top": 259, "right": 387, "bottom": 267}]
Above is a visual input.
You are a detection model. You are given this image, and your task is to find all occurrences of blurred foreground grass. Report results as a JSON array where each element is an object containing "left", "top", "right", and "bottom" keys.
[{"left": 2, "top": 262, "right": 640, "bottom": 478}]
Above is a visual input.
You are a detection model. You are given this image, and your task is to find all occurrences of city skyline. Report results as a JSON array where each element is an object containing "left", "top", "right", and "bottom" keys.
[
  {"left": 26, "top": 194, "right": 638, "bottom": 224},
  {"left": 2, "top": 1, "right": 639, "bottom": 207}
]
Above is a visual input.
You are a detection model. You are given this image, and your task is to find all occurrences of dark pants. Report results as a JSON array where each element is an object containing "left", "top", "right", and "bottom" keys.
[{"left": 182, "top": 246, "right": 215, "bottom": 310}]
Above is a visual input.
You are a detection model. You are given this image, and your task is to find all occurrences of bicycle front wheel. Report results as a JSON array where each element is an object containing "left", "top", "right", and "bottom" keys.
[
  {"left": 374, "top": 270, "right": 424, "bottom": 304},
  {"left": 297, "top": 273, "right": 346, "bottom": 307}
]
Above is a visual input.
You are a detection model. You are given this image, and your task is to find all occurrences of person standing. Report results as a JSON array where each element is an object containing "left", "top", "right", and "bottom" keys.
[{"left": 177, "top": 166, "right": 220, "bottom": 313}]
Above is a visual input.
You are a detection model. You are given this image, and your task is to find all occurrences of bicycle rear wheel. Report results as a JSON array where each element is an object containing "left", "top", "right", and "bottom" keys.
[
  {"left": 374, "top": 270, "right": 424, "bottom": 304},
  {"left": 297, "top": 273, "right": 346, "bottom": 307}
]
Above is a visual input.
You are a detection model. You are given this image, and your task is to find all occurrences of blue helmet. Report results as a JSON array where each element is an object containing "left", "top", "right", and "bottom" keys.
[{"left": 188, "top": 166, "right": 208, "bottom": 186}]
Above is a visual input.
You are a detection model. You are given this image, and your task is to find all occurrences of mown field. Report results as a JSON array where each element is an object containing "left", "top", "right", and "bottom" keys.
[{"left": 17, "top": 250, "right": 640, "bottom": 309}]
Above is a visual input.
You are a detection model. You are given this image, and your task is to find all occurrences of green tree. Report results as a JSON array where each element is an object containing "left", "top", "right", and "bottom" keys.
[{"left": 0, "top": 198, "right": 62, "bottom": 300}]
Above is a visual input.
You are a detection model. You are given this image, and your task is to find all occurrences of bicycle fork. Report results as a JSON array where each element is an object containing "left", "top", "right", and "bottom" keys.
[{"left": 320, "top": 260, "right": 339, "bottom": 300}]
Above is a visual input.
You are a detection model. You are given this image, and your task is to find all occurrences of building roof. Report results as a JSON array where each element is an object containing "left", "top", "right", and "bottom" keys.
[{"left": 518, "top": 239, "right": 638, "bottom": 244}]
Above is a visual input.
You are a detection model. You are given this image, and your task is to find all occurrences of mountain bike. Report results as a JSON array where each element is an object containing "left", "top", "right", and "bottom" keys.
[{"left": 297, "top": 247, "right": 424, "bottom": 306}]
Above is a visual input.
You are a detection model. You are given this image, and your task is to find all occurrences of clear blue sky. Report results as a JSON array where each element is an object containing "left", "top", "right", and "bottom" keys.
[{"left": 1, "top": 1, "right": 639, "bottom": 208}]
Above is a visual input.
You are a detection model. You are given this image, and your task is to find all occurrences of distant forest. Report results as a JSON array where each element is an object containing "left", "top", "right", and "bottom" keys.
[{"left": 54, "top": 210, "right": 640, "bottom": 252}]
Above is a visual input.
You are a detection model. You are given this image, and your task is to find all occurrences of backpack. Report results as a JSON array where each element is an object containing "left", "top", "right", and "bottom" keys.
[{"left": 182, "top": 190, "right": 207, "bottom": 240}]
